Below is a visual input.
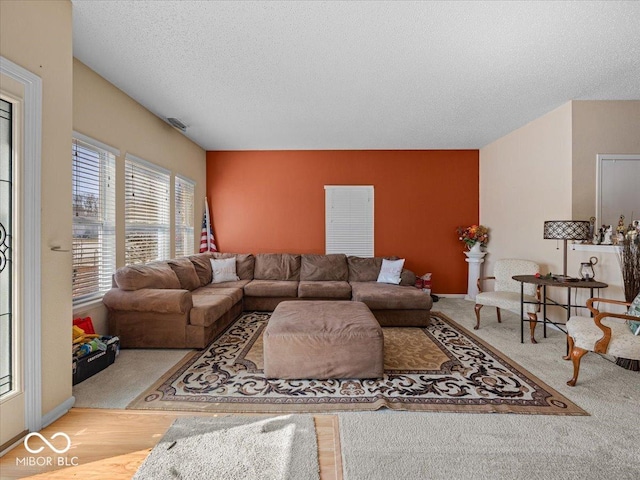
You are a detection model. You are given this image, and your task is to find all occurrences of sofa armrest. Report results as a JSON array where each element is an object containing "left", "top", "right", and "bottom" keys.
[{"left": 103, "top": 288, "right": 193, "bottom": 314}]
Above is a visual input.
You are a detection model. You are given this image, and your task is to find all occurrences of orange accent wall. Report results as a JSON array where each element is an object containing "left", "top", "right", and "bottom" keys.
[{"left": 206, "top": 150, "right": 479, "bottom": 294}]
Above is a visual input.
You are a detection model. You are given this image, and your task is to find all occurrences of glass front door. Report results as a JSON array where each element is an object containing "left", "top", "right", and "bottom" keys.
[{"left": 0, "top": 92, "right": 25, "bottom": 450}]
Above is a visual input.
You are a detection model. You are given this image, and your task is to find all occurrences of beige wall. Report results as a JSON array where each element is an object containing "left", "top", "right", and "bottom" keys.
[
  {"left": 480, "top": 102, "right": 573, "bottom": 278},
  {"left": 481, "top": 101, "right": 636, "bottom": 321},
  {"left": 1, "top": 0, "right": 205, "bottom": 418},
  {"left": 571, "top": 100, "right": 640, "bottom": 222},
  {"left": 73, "top": 59, "right": 206, "bottom": 333},
  {"left": 1, "top": 0, "right": 73, "bottom": 415},
  {"left": 569, "top": 100, "right": 640, "bottom": 308}
]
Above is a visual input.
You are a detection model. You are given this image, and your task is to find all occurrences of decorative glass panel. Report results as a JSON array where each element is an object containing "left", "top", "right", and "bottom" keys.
[{"left": 0, "top": 98, "right": 13, "bottom": 397}]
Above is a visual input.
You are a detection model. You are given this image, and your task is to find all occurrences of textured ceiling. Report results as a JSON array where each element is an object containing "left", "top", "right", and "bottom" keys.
[{"left": 71, "top": 0, "right": 640, "bottom": 151}]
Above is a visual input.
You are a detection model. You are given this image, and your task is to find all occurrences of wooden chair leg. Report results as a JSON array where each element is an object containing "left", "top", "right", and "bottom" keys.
[
  {"left": 566, "top": 342, "right": 588, "bottom": 387},
  {"left": 496, "top": 307, "right": 502, "bottom": 323},
  {"left": 563, "top": 335, "right": 574, "bottom": 361},
  {"left": 527, "top": 313, "right": 538, "bottom": 344},
  {"left": 474, "top": 304, "right": 483, "bottom": 330}
]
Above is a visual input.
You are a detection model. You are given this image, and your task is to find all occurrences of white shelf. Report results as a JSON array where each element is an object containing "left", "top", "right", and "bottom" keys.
[{"left": 571, "top": 243, "right": 622, "bottom": 253}]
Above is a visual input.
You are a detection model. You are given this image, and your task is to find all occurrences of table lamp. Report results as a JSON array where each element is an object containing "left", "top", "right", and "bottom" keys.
[{"left": 543, "top": 220, "right": 591, "bottom": 276}]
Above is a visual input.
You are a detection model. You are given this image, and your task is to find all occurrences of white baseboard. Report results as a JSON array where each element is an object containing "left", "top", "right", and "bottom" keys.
[
  {"left": 433, "top": 293, "right": 466, "bottom": 298},
  {"left": 41, "top": 396, "right": 75, "bottom": 429}
]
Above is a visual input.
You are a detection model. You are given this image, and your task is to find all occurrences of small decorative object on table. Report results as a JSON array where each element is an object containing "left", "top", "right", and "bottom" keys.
[
  {"left": 603, "top": 225, "right": 613, "bottom": 245},
  {"left": 579, "top": 256, "right": 598, "bottom": 281},
  {"left": 615, "top": 215, "right": 626, "bottom": 244}
]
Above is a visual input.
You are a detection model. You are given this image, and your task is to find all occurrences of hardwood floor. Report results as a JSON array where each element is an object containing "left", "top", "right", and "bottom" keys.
[{"left": 0, "top": 408, "right": 342, "bottom": 479}]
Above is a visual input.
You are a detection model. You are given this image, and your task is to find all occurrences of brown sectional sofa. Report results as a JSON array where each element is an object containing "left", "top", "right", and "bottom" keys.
[{"left": 102, "top": 252, "right": 432, "bottom": 349}]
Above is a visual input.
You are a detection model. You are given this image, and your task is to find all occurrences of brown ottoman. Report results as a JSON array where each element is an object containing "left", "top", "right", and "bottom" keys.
[{"left": 263, "top": 300, "right": 384, "bottom": 379}]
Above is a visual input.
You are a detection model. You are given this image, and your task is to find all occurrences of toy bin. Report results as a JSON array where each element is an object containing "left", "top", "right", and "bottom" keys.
[{"left": 72, "top": 336, "right": 119, "bottom": 385}]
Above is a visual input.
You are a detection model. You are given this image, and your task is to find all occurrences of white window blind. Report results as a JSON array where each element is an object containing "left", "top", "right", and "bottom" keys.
[
  {"left": 175, "top": 175, "right": 195, "bottom": 257},
  {"left": 325, "top": 185, "right": 374, "bottom": 257},
  {"left": 125, "top": 154, "right": 170, "bottom": 265},
  {"left": 72, "top": 135, "right": 117, "bottom": 304}
]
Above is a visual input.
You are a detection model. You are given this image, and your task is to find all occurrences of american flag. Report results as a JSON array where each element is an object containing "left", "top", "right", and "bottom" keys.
[{"left": 199, "top": 198, "right": 217, "bottom": 253}]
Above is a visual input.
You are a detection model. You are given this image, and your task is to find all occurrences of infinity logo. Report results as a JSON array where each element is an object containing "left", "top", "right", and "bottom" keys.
[{"left": 24, "top": 432, "right": 72, "bottom": 454}]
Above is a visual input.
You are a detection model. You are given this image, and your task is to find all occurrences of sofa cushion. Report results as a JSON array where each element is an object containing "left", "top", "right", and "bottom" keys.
[
  {"left": 347, "top": 256, "right": 382, "bottom": 282},
  {"left": 210, "top": 257, "right": 240, "bottom": 283},
  {"left": 254, "top": 254, "right": 301, "bottom": 281},
  {"left": 193, "top": 286, "right": 244, "bottom": 305},
  {"left": 244, "top": 280, "right": 299, "bottom": 298},
  {"left": 350, "top": 281, "right": 432, "bottom": 310},
  {"left": 300, "top": 254, "right": 348, "bottom": 281},
  {"left": 167, "top": 258, "right": 201, "bottom": 291},
  {"left": 400, "top": 269, "right": 417, "bottom": 286},
  {"left": 103, "top": 288, "right": 192, "bottom": 313},
  {"left": 188, "top": 253, "right": 214, "bottom": 286},
  {"left": 200, "top": 279, "right": 251, "bottom": 290},
  {"left": 298, "top": 281, "right": 352, "bottom": 299},
  {"left": 212, "top": 252, "right": 255, "bottom": 280},
  {"left": 190, "top": 295, "right": 234, "bottom": 327},
  {"left": 114, "top": 262, "right": 181, "bottom": 291}
]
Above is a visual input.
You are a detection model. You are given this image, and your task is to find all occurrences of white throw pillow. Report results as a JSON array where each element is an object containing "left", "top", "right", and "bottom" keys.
[
  {"left": 210, "top": 257, "right": 239, "bottom": 283},
  {"left": 377, "top": 258, "right": 405, "bottom": 285}
]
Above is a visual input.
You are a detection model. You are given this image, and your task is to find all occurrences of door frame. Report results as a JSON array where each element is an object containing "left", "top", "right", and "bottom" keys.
[{"left": 0, "top": 56, "right": 42, "bottom": 434}]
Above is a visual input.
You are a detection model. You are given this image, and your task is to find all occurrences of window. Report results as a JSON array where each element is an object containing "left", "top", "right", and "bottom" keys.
[
  {"left": 125, "top": 154, "right": 170, "bottom": 265},
  {"left": 175, "top": 175, "right": 195, "bottom": 257},
  {"left": 72, "top": 134, "right": 117, "bottom": 304},
  {"left": 325, "top": 185, "right": 374, "bottom": 257}
]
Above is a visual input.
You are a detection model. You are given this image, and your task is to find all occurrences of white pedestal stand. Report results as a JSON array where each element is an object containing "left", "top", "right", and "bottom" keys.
[{"left": 464, "top": 246, "right": 487, "bottom": 301}]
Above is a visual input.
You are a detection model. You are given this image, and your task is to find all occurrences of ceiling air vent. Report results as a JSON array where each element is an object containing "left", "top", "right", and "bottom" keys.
[{"left": 166, "top": 117, "right": 187, "bottom": 132}]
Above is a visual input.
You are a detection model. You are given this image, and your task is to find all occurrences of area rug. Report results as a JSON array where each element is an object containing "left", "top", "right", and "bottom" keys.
[
  {"left": 128, "top": 311, "right": 586, "bottom": 415},
  {"left": 133, "top": 415, "right": 319, "bottom": 480}
]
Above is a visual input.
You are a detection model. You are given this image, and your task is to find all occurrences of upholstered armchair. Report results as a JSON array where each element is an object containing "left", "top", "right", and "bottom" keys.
[
  {"left": 564, "top": 298, "right": 640, "bottom": 386},
  {"left": 474, "top": 259, "right": 540, "bottom": 343}
]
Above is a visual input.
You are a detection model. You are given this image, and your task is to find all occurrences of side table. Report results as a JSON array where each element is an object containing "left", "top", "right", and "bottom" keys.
[{"left": 512, "top": 275, "right": 608, "bottom": 344}]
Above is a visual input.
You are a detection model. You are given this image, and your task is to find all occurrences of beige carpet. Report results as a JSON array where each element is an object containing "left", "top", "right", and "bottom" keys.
[
  {"left": 73, "top": 349, "right": 193, "bottom": 408},
  {"left": 127, "top": 310, "right": 585, "bottom": 414},
  {"left": 133, "top": 415, "right": 319, "bottom": 480},
  {"left": 338, "top": 298, "right": 640, "bottom": 480}
]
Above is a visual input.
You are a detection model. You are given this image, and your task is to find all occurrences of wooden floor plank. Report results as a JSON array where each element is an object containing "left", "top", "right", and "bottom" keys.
[{"left": 0, "top": 408, "right": 342, "bottom": 480}]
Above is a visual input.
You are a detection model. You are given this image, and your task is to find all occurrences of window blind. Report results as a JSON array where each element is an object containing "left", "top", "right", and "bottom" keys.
[
  {"left": 325, "top": 185, "right": 374, "bottom": 257},
  {"left": 175, "top": 175, "right": 195, "bottom": 257},
  {"left": 72, "top": 136, "right": 116, "bottom": 304},
  {"left": 125, "top": 154, "right": 170, "bottom": 265}
]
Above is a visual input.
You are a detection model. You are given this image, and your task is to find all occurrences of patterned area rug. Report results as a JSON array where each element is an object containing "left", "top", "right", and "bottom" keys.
[{"left": 128, "top": 311, "right": 586, "bottom": 415}]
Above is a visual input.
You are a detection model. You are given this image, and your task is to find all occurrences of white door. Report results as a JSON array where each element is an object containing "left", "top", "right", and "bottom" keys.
[{"left": 0, "top": 90, "right": 26, "bottom": 449}]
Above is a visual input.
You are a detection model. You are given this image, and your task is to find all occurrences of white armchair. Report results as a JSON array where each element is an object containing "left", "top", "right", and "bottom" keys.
[
  {"left": 474, "top": 259, "right": 540, "bottom": 343},
  {"left": 564, "top": 298, "right": 640, "bottom": 386}
]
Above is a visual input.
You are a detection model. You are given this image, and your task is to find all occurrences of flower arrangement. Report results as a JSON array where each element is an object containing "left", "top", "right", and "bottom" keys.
[{"left": 457, "top": 225, "right": 489, "bottom": 249}]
